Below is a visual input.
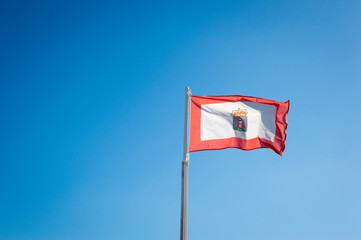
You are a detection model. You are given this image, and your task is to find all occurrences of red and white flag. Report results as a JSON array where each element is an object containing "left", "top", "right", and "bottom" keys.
[{"left": 189, "top": 95, "right": 289, "bottom": 155}]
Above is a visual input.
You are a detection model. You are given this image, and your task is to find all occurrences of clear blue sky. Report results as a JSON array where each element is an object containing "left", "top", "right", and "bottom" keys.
[{"left": 1, "top": 0, "right": 361, "bottom": 239}]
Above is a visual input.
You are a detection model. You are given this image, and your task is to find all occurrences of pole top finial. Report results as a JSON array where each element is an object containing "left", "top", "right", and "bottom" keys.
[{"left": 185, "top": 86, "right": 192, "bottom": 96}]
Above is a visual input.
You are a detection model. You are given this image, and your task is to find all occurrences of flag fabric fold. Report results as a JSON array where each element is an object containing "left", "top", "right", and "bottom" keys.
[{"left": 189, "top": 95, "right": 289, "bottom": 155}]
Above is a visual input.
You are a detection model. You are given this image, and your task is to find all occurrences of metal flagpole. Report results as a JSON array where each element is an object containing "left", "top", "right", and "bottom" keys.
[{"left": 180, "top": 86, "right": 191, "bottom": 240}]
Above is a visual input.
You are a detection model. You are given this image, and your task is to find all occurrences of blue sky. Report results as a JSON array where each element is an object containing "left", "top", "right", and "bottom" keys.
[{"left": 1, "top": 0, "right": 361, "bottom": 239}]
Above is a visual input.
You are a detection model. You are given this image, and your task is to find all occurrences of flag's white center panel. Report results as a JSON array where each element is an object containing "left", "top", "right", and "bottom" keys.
[{"left": 200, "top": 101, "right": 277, "bottom": 141}]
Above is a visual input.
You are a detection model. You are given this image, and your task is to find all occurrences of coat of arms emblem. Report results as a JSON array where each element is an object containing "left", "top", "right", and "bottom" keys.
[{"left": 232, "top": 108, "right": 247, "bottom": 132}]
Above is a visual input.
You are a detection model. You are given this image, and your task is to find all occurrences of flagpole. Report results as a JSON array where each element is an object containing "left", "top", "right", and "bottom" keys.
[{"left": 180, "top": 86, "right": 191, "bottom": 240}]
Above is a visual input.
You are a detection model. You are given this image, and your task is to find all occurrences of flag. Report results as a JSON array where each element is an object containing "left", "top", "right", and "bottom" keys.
[{"left": 189, "top": 95, "right": 289, "bottom": 155}]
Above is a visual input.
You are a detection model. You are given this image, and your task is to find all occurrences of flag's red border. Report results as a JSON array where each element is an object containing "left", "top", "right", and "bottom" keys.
[{"left": 189, "top": 95, "right": 290, "bottom": 156}]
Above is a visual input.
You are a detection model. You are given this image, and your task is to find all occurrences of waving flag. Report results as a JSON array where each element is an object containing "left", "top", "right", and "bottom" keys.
[{"left": 189, "top": 95, "right": 289, "bottom": 155}]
